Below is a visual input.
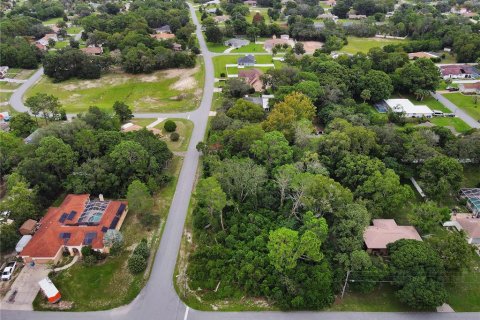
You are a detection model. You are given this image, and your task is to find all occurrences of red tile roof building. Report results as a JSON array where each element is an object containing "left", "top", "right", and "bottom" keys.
[{"left": 20, "top": 194, "right": 128, "bottom": 264}]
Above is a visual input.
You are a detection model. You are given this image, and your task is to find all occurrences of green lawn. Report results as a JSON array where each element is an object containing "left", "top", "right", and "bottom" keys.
[
  {"left": 25, "top": 64, "right": 204, "bottom": 114},
  {"left": 66, "top": 26, "right": 82, "bottom": 34},
  {"left": 213, "top": 54, "right": 273, "bottom": 77},
  {"left": 443, "top": 93, "right": 480, "bottom": 120},
  {"left": 0, "top": 91, "right": 12, "bottom": 103},
  {"left": 212, "top": 92, "right": 223, "bottom": 111},
  {"left": 0, "top": 82, "right": 21, "bottom": 90},
  {"left": 231, "top": 43, "right": 266, "bottom": 53},
  {"left": 42, "top": 17, "right": 63, "bottom": 25},
  {"left": 55, "top": 41, "right": 70, "bottom": 49},
  {"left": 206, "top": 41, "right": 229, "bottom": 53},
  {"left": 438, "top": 81, "right": 458, "bottom": 91},
  {"left": 430, "top": 117, "right": 471, "bottom": 133},
  {"left": 131, "top": 118, "right": 157, "bottom": 127},
  {"left": 5, "top": 68, "right": 36, "bottom": 80},
  {"left": 446, "top": 252, "right": 480, "bottom": 311},
  {"left": 154, "top": 118, "right": 194, "bottom": 152},
  {"left": 328, "top": 286, "right": 411, "bottom": 311},
  {"left": 340, "top": 37, "right": 408, "bottom": 55}
]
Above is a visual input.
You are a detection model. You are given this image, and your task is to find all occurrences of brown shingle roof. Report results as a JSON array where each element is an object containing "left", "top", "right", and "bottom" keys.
[{"left": 363, "top": 219, "right": 422, "bottom": 250}]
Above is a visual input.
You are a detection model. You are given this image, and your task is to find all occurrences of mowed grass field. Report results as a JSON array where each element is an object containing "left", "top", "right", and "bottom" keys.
[
  {"left": 340, "top": 37, "right": 408, "bottom": 54},
  {"left": 430, "top": 117, "right": 471, "bottom": 133},
  {"left": 231, "top": 43, "right": 266, "bottom": 53},
  {"left": 213, "top": 54, "right": 274, "bottom": 77},
  {"left": 443, "top": 93, "right": 480, "bottom": 120},
  {"left": 25, "top": 61, "right": 204, "bottom": 114}
]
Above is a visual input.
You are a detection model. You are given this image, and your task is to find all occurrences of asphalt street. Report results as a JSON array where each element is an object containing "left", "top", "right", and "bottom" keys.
[
  {"left": 431, "top": 92, "right": 480, "bottom": 129},
  {"left": 2, "top": 4, "right": 479, "bottom": 320}
]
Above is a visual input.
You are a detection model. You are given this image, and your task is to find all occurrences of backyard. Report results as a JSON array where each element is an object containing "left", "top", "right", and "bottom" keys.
[
  {"left": 443, "top": 93, "right": 480, "bottom": 120},
  {"left": 25, "top": 61, "right": 205, "bottom": 114},
  {"left": 340, "top": 37, "right": 408, "bottom": 55},
  {"left": 231, "top": 43, "right": 266, "bottom": 53},
  {"left": 34, "top": 156, "right": 184, "bottom": 311},
  {"left": 213, "top": 54, "right": 274, "bottom": 77}
]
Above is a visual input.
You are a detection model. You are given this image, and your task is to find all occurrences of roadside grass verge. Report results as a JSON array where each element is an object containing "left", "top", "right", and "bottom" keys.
[
  {"left": 0, "top": 92, "right": 12, "bottom": 103},
  {"left": 443, "top": 93, "right": 480, "bottom": 120}
]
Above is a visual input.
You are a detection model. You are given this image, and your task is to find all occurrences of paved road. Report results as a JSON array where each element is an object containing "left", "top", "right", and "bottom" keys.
[
  {"left": 431, "top": 92, "right": 480, "bottom": 129},
  {"left": 2, "top": 5, "right": 479, "bottom": 319}
]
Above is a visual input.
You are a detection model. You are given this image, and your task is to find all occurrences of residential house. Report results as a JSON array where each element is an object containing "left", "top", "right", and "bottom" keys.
[
  {"left": 439, "top": 64, "right": 480, "bottom": 80},
  {"left": 408, "top": 52, "right": 439, "bottom": 60},
  {"left": 0, "top": 66, "right": 8, "bottom": 79},
  {"left": 460, "top": 188, "right": 480, "bottom": 217},
  {"left": 264, "top": 35, "right": 295, "bottom": 52},
  {"left": 317, "top": 13, "right": 338, "bottom": 20},
  {"left": 154, "top": 25, "right": 172, "bottom": 34},
  {"left": 36, "top": 33, "right": 58, "bottom": 50},
  {"left": 237, "top": 54, "right": 256, "bottom": 67},
  {"left": 443, "top": 213, "right": 480, "bottom": 245},
  {"left": 206, "top": 8, "right": 217, "bottom": 14},
  {"left": 151, "top": 33, "right": 176, "bottom": 41},
  {"left": 214, "top": 15, "right": 230, "bottom": 23},
  {"left": 348, "top": 14, "right": 367, "bottom": 19},
  {"left": 364, "top": 219, "right": 422, "bottom": 255},
  {"left": 458, "top": 82, "right": 480, "bottom": 95},
  {"left": 172, "top": 43, "right": 182, "bottom": 51},
  {"left": 381, "top": 99, "right": 433, "bottom": 118},
  {"left": 81, "top": 46, "right": 103, "bottom": 55},
  {"left": 238, "top": 68, "right": 263, "bottom": 92},
  {"left": 224, "top": 38, "right": 250, "bottom": 48},
  {"left": 244, "top": 0, "right": 257, "bottom": 6},
  {"left": 244, "top": 94, "right": 274, "bottom": 110},
  {"left": 20, "top": 194, "right": 128, "bottom": 264}
]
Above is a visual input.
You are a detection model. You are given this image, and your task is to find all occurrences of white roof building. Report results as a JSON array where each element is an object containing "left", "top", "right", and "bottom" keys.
[{"left": 384, "top": 99, "right": 433, "bottom": 118}]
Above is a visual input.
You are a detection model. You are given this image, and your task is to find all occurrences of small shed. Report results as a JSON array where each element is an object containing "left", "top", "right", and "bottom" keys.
[
  {"left": 16, "top": 235, "right": 32, "bottom": 253},
  {"left": 19, "top": 219, "right": 37, "bottom": 235}
]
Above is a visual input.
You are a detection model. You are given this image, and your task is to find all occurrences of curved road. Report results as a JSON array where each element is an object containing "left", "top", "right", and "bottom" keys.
[{"left": 3, "top": 5, "right": 480, "bottom": 320}]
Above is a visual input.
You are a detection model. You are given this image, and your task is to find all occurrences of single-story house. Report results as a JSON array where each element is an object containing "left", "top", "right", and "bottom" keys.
[
  {"left": 151, "top": 33, "right": 175, "bottom": 41},
  {"left": 443, "top": 213, "right": 480, "bottom": 245},
  {"left": 317, "top": 13, "right": 338, "bottom": 20},
  {"left": 382, "top": 99, "right": 433, "bottom": 118},
  {"left": 238, "top": 54, "right": 256, "bottom": 67},
  {"left": 348, "top": 14, "right": 367, "bottom": 19},
  {"left": 81, "top": 46, "right": 103, "bottom": 55},
  {"left": 206, "top": 8, "right": 217, "bottom": 14},
  {"left": 238, "top": 68, "right": 263, "bottom": 92},
  {"left": 439, "top": 64, "right": 480, "bottom": 80},
  {"left": 244, "top": 0, "right": 257, "bottom": 6},
  {"left": 408, "top": 52, "right": 439, "bottom": 60},
  {"left": 224, "top": 38, "right": 250, "bottom": 48},
  {"left": 36, "top": 33, "right": 58, "bottom": 48},
  {"left": 20, "top": 194, "right": 128, "bottom": 264},
  {"left": 19, "top": 219, "right": 37, "bottom": 235},
  {"left": 154, "top": 25, "right": 172, "bottom": 34},
  {"left": 244, "top": 94, "right": 274, "bottom": 110},
  {"left": 458, "top": 82, "right": 480, "bottom": 95},
  {"left": 214, "top": 15, "right": 230, "bottom": 23},
  {"left": 364, "top": 219, "right": 422, "bottom": 255},
  {"left": 264, "top": 35, "right": 295, "bottom": 52},
  {"left": 460, "top": 188, "right": 480, "bottom": 217},
  {"left": 0, "top": 66, "right": 9, "bottom": 79}
]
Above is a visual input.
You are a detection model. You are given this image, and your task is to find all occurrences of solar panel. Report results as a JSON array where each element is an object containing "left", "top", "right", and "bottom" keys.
[
  {"left": 109, "top": 217, "right": 120, "bottom": 229},
  {"left": 101, "top": 226, "right": 108, "bottom": 233},
  {"left": 67, "top": 210, "right": 77, "bottom": 220},
  {"left": 83, "top": 232, "right": 97, "bottom": 245},
  {"left": 116, "top": 204, "right": 126, "bottom": 217},
  {"left": 59, "top": 213, "right": 68, "bottom": 223}
]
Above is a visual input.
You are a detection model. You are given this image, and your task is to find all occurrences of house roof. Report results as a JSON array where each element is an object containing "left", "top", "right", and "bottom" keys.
[
  {"left": 81, "top": 47, "right": 103, "bottom": 55},
  {"left": 440, "top": 65, "right": 480, "bottom": 77},
  {"left": 224, "top": 38, "right": 249, "bottom": 47},
  {"left": 19, "top": 219, "right": 37, "bottom": 233},
  {"left": 460, "top": 82, "right": 480, "bottom": 90},
  {"left": 238, "top": 54, "right": 256, "bottom": 64},
  {"left": 408, "top": 52, "right": 439, "bottom": 59},
  {"left": 384, "top": 99, "right": 433, "bottom": 115},
  {"left": 155, "top": 25, "right": 171, "bottom": 33},
  {"left": 20, "top": 194, "right": 127, "bottom": 259},
  {"left": 151, "top": 33, "right": 175, "bottom": 40},
  {"left": 449, "top": 213, "right": 480, "bottom": 238},
  {"left": 363, "top": 219, "right": 422, "bottom": 250},
  {"left": 238, "top": 68, "right": 263, "bottom": 82}
]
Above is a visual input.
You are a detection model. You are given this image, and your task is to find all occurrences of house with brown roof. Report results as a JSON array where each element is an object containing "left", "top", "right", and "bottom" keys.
[
  {"left": 363, "top": 219, "right": 422, "bottom": 255},
  {"left": 264, "top": 35, "right": 295, "bottom": 52},
  {"left": 439, "top": 64, "right": 480, "bottom": 80},
  {"left": 151, "top": 33, "right": 175, "bottom": 41},
  {"left": 81, "top": 46, "right": 103, "bottom": 55},
  {"left": 444, "top": 213, "right": 480, "bottom": 245},
  {"left": 458, "top": 82, "right": 480, "bottom": 95},
  {"left": 238, "top": 68, "right": 263, "bottom": 92},
  {"left": 19, "top": 194, "right": 128, "bottom": 264}
]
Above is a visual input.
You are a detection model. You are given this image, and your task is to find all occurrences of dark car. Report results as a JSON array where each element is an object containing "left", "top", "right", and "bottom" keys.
[{"left": 446, "top": 86, "right": 459, "bottom": 92}]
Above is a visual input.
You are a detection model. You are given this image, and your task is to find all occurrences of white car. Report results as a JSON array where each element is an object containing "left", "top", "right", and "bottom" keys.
[{"left": 1, "top": 262, "right": 17, "bottom": 281}]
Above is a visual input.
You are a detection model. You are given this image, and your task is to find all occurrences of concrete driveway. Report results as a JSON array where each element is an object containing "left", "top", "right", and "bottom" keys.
[{"left": 1, "top": 264, "right": 49, "bottom": 311}]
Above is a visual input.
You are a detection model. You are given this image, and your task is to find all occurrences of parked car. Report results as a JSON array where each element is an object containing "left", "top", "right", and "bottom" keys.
[
  {"left": 444, "top": 113, "right": 456, "bottom": 117},
  {"left": 432, "top": 110, "right": 444, "bottom": 117},
  {"left": 446, "top": 86, "right": 459, "bottom": 92},
  {"left": 1, "top": 262, "right": 17, "bottom": 281}
]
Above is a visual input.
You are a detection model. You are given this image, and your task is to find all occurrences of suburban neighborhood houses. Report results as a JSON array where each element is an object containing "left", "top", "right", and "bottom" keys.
[{"left": 1, "top": 0, "right": 480, "bottom": 318}]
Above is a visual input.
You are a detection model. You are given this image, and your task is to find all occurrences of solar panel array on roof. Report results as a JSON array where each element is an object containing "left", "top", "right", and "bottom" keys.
[
  {"left": 67, "top": 210, "right": 77, "bottom": 220},
  {"left": 59, "top": 232, "right": 71, "bottom": 244},
  {"left": 116, "top": 204, "right": 126, "bottom": 217},
  {"left": 83, "top": 232, "right": 97, "bottom": 245},
  {"left": 109, "top": 217, "right": 120, "bottom": 230},
  {"left": 101, "top": 226, "right": 108, "bottom": 233},
  {"left": 59, "top": 213, "right": 68, "bottom": 223}
]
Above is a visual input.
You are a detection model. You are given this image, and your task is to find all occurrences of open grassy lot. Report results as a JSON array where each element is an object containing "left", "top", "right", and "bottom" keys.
[
  {"left": 154, "top": 118, "right": 194, "bottom": 152},
  {"left": 340, "top": 37, "right": 408, "bottom": 55},
  {"left": 34, "top": 156, "right": 184, "bottom": 311},
  {"left": 42, "top": 17, "right": 63, "bottom": 25},
  {"left": 5, "top": 68, "right": 36, "bottom": 80},
  {"left": 430, "top": 117, "right": 471, "bottom": 133},
  {"left": 0, "top": 92, "right": 12, "bottom": 103},
  {"left": 443, "top": 93, "right": 480, "bottom": 120},
  {"left": 66, "top": 26, "right": 82, "bottom": 34},
  {"left": 55, "top": 40, "right": 70, "bottom": 49},
  {"left": 213, "top": 54, "right": 273, "bottom": 77},
  {"left": 446, "top": 251, "right": 480, "bottom": 311},
  {"left": 26, "top": 62, "right": 204, "bottom": 114},
  {"left": 231, "top": 43, "right": 266, "bottom": 53},
  {"left": 206, "top": 42, "right": 229, "bottom": 53}
]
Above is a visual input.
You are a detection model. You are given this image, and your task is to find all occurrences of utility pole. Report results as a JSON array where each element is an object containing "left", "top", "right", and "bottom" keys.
[{"left": 341, "top": 270, "right": 351, "bottom": 299}]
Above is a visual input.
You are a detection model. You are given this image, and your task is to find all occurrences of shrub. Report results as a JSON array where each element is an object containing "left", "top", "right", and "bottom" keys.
[
  {"left": 133, "top": 240, "right": 150, "bottom": 259},
  {"left": 81, "top": 245, "right": 93, "bottom": 257},
  {"left": 170, "top": 132, "right": 180, "bottom": 141},
  {"left": 128, "top": 254, "right": 147, "bottom": 274},
  {"left": 220, "top": 72, "right": 226, "bottom": 78},
  {"left": 164, "top": 120, "right": 177, "bottom": 132},
  {"left": 83, "top": 255, "right": 96, "bottom": 266}
]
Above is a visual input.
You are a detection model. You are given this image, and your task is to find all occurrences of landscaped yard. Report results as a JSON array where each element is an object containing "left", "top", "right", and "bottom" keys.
[
  {"left": 34, "top": 156, "right": 184, "bottom": 311},
  {"left": 340, "top": 37, "right": 408, "bottom": 55},
  {"left": 443, "top": 93, "right": 480, "bottom": 120},
  {"left": 42, "top": 17, "right": 63, "bottom": 25},
  {"left": 430, "top": 117, "right": 471, "bottom": 133},
  {"left": 25, "top": 61, "right": 204, "bottom": 114},
  {"left": 154, "top": 118, "right": 194, "bottom": 152},
  {"left": 231, "top": 43, "right": 266, "bottom": 53},
  {"left": 213, "top": 54, "right": 273, "bottom": 77}
]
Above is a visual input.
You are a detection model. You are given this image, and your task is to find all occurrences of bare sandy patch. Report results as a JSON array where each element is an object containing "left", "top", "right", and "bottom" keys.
[{"left": 300, "top": 41, "right": 324, "bottom": 54}]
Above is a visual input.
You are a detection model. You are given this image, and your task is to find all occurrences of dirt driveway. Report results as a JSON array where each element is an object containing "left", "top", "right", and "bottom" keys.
[{"left": 0, "top": 264, "right": 49, "bottom": 310}]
